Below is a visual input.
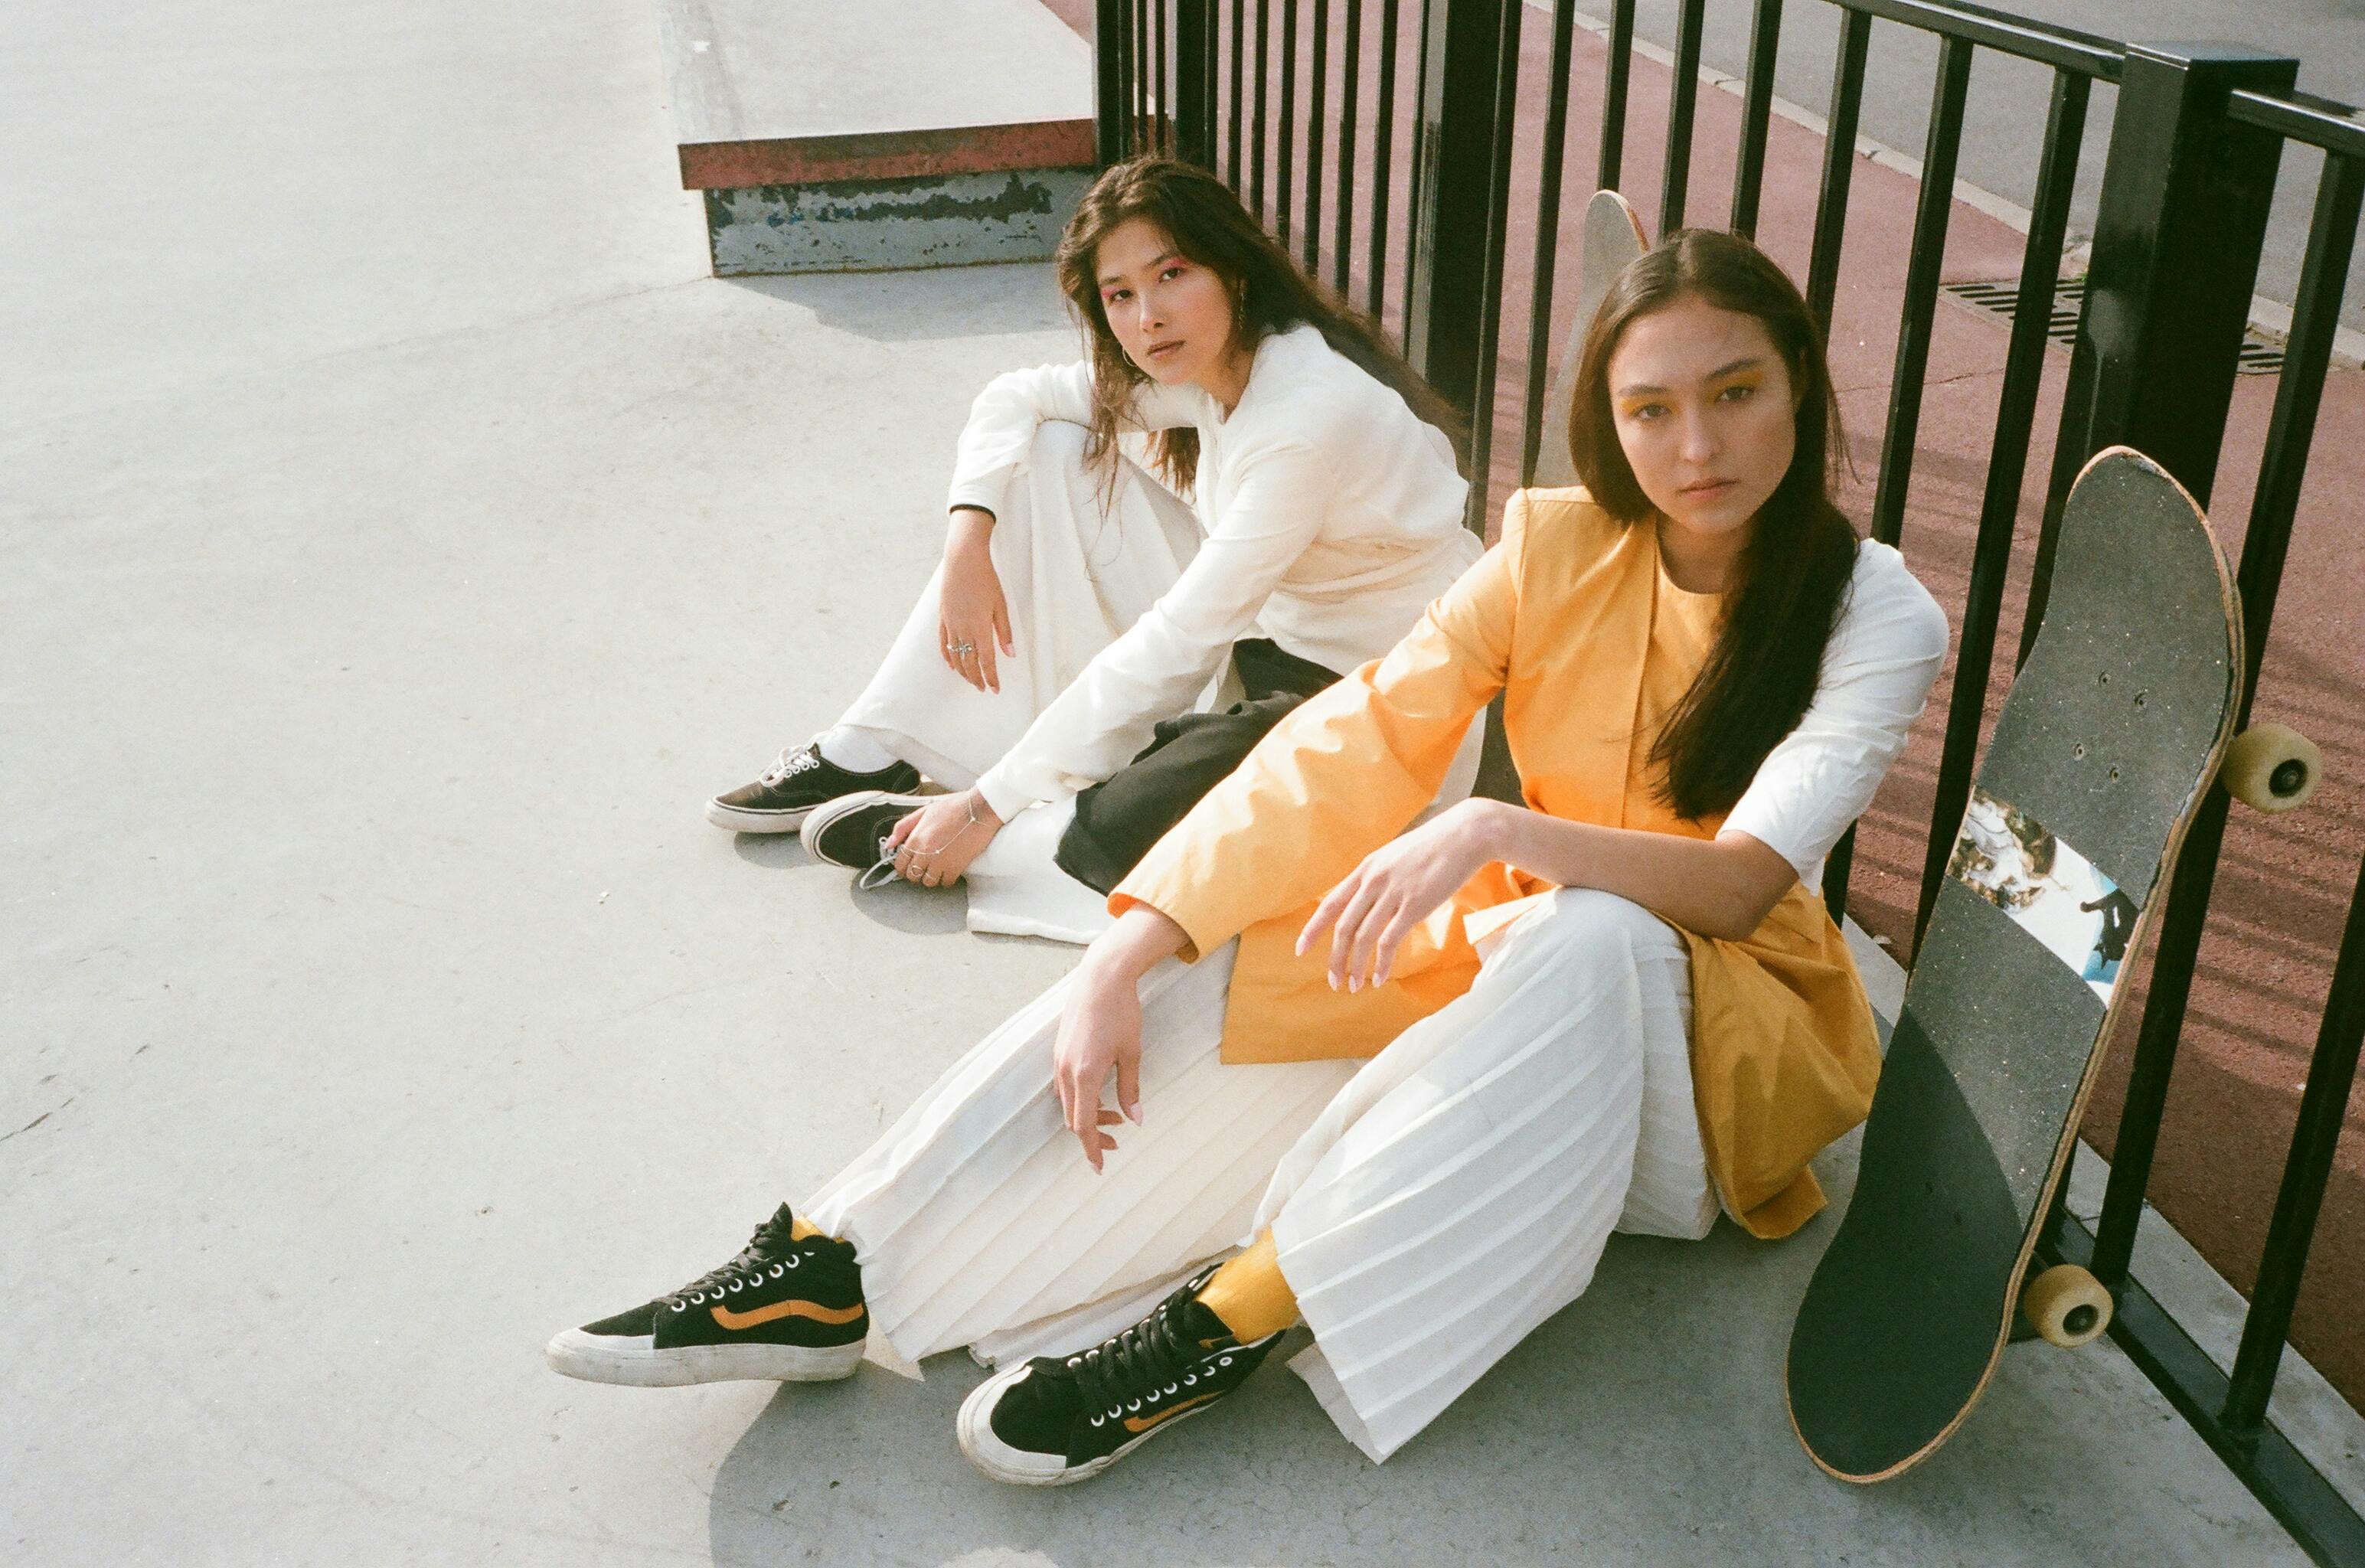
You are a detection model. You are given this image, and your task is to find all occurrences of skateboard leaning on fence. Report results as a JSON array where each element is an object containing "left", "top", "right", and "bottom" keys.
[
  {"left": 1532, "top": 190, "right": 1648, "bottom": 489},
  {"left": 1784, "top": 445, "right": 2324, "bottom": 1483}
]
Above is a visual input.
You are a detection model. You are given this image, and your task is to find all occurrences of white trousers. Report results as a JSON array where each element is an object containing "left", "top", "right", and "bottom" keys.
[
  {"left": 830, "top": 421, "right": 1482, "bottom": 946},
  {"left": 832, "top": 422, "right": 1203, "bottom": 945},
  {"left": 804, "top": 887, "right": 1718, "bottom": 1463}
]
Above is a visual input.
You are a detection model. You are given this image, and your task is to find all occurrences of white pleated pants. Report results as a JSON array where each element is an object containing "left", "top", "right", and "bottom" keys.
[
  {"left": 831, "top": 421, "right": 1204, "bottom": 945},
  {"left": 803, "top": 887, "right": 1718, "bottom": 1463}
]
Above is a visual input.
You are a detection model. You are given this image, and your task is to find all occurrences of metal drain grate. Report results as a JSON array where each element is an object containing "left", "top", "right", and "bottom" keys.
[{"left": 1942, "top": 276, "right": 2288, "bottom": 375}]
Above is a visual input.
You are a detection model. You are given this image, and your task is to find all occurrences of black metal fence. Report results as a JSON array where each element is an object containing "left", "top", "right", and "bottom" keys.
[{"left": 1096, "top": 0, "right": 2365, "bottom": 1557}]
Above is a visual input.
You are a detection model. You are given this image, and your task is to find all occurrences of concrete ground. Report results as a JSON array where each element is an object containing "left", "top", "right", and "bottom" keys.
[{"left": 0, "top": 1, "right": 2334, "bottom": 1563}]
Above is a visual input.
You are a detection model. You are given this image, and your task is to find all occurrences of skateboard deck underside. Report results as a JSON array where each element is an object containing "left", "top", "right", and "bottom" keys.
[
  {"left": 1786, "top": 450, "right": 2239, "bottom": 1481},
  {"left": 1533, "top": 191, "right": 1646, "bottom": 490}
]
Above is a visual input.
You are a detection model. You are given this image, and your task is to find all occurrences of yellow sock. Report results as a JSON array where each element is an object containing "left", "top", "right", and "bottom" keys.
[
  {"left": 1195, "top": 1231, "right": 1299, "bottom": 1341},
  {"left": 789, "top": 1214, "right": 827, "bottom": 1242}
]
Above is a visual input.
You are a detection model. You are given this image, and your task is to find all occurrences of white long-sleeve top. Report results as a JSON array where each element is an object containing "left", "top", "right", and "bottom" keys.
[
  {"left": 1719, "top": 537, "right": 1952, "bottom": 885},
  {"left": 945, "top": 322, "right": 1478, "bottom": 819}
]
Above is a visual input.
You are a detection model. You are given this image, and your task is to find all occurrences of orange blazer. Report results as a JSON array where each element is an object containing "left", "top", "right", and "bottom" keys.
[{"left": 1113, "top": 488, "right": 1888, "bottom": 1240}]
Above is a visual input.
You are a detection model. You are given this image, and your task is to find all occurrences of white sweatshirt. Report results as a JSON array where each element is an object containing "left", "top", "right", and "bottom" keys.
[{"left": 944, "top": 322, "right": 1478, "bottom": 819}]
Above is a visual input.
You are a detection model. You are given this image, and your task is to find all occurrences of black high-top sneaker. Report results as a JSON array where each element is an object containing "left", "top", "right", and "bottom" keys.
[
  {"left": 799, "top": 791, "right": 938, "bottom": 884},
  {"left": 956, "top": 1265, "right": 1282, "bottom": 1485},
  {"left": 704, "top": 743, "right": 920, "bottom": 833},
  {"left": 544, "top": 1206, "right": 867, "bottom": 1387}
]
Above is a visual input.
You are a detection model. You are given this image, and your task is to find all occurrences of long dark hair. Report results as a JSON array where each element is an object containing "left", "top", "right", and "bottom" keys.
[
  {"left": 1567, "top": 228, "right": 1861, "bottom": 822},
  {"left": 1053, "top": 156, "right": 1464, "bottom": 495}
]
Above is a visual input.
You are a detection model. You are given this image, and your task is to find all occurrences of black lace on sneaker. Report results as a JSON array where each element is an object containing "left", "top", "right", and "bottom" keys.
[
  {"left": 658, "top": 1205, "right": 825, "bottom": 1314},
  {"left": 1060, "top": 1295, "right": 1239, "bottom": 1434}
]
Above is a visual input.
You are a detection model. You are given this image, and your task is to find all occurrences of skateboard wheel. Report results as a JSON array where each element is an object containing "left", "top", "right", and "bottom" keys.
[
  {"left": 2221, "top": 723, "right": 2321, "bottom": 814},
  {"left": 2021, "top": 1264, "right": 2112, "bottom": 1349}
]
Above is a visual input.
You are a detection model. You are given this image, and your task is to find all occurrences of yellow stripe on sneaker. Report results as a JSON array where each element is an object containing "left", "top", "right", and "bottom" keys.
[
  {"left": 1122, "top": 1391, "right": 1218, "bottom": 1433},
  {"left": 710, "top": 1298, "right": 866, "bottom": 1331}
]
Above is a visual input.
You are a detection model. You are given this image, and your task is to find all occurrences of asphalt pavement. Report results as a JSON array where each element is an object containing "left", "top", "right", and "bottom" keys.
[{"left": 1596, "top": 0, "right": 2365, "bottom": 336}]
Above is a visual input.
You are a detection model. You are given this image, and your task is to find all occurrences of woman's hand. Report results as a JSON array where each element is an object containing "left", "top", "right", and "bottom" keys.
[
  {"left": 1052, "top": 962, "right": 1142, "bottom": 1173},
  {"left": 1298, "top": 799, "right": 1504, "bottom": 991},
  {"left": 884, "top": 789, "right": 1003, "bottom": 887},
  {"left": 1050, "top": 906, "right": 1189, "bottom": 1171},
  {"left": 939, "top": 508, "right": 1014, "bottom": 693}
]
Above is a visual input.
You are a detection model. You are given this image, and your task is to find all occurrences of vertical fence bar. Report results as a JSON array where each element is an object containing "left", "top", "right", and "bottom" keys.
[
  {"left": 1867, "top": 35, "right": 1973, "bottom": 549},
  {"left": 1176, "top": 0, "right": 1217, "bottom": 165},
  {"left": 1306, "top": 0, "right": 1331, "bottom": 270},
  {"left": 1729, "top": 0, "right": 1784, "bottom": 237},
  {"left": 1369, "top": 0, "right": 1403, "bottom": 315},
  {"left": 1805, "top": 8, "right": 1872, "bottom": 917},
  {"left": 1521, "top": 0, "right": 1581, "bottom": 485},
  {"left": 1462, "top": 0, "right": 1526, "bottom": 529},
  {"left": 1334, "top": 0, "right": 1363, "bottom": 292},
  {"left": 1098, "top": 0, "right": 1131, "bottom": 165},
  {"left": 1279, "top": 0, "right": 1300, "bottom": 246},
  {"left": 2225, "top": 855, "right": 2365, "bottom": 1435},
  {"left": 1253, "top": 0, "right": 1272, "bottom": 214},
  {"left": 2060, "top": 45, "right": 2298, "bottom": 1289},
  {"left": 1406, "top": 0, "right": 1503, "bottom": 413},
  {"left": 1659, "top": 0, "right": 1705, "bottom": 231},
  {"left": 1598, "top": 0, "right": 1635, "bottom": 190},
  {"left": 1913, "top": 68, "right": 2092, "bottom": 950},
  {"left": 2215, "top": 150, "right": 2365, "bottom": 1434},
  {"left": 1229, "top": 0, "right": 1246, "bottom": 183},
  {"left": 1156, "top": 0, "right": 1171, "bottom": 149},
  {"left": 1804, "top": 8, "right": 1871, "bottom": 344},
  {"left": 1200, "top": 0, "right": 1221, "bottom": 162},
  {"left": 1134, "top": 0, "right": 1151, "bottom": 149},
  {"left": 1402, "top": 0, "right": 1436, "bottom": 321}
]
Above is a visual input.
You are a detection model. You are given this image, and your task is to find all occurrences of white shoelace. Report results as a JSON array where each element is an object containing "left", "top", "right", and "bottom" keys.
[
  {"left": 855, "top": 845, "right": 903, "bottom": 891},
  {"left": 759, "top": 746, "right": 825, "bottom": 786}
]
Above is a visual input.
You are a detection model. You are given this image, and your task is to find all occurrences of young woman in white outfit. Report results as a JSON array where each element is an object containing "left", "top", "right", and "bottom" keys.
[
  {"left": 552, "top": 230, "right": 1951, "bottom": 1484},
  {"left": 704, "top": 156, "right": 1481, "bottom": 945}
]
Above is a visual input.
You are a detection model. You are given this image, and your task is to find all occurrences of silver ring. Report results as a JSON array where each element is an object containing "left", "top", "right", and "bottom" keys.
[{"left": 952, "top": 641, "right": 976, "bottom": 657}]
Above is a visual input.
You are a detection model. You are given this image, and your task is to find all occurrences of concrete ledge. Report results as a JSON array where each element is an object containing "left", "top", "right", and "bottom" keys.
[{"left": 661, "top": 0, "right": 1093, "bottom": 274}]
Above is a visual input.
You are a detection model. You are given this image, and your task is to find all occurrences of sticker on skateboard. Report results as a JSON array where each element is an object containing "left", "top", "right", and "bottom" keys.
[{"left": 1946, "top": 787, "right": 2135, "bottom": 1002}]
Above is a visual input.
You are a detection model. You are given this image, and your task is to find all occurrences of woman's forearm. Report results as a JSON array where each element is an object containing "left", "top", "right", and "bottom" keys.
[
  {"left": 948, "top": 505, "right": 995, "bottom": 550},
  {"left": 1083, "top": 904, "right": 1192, "bottom": 986},
  {"left": 1472, "top": 799, "right": 1795, "bottom": 941}
]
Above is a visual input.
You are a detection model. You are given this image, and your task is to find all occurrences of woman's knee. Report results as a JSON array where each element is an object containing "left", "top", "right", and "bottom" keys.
[
  {"left": 1025, "top": 418, "right": 1094, "bottom": 475},
  {"left": 1500, "top": 888, "right": 1674, "bottom": 975}
]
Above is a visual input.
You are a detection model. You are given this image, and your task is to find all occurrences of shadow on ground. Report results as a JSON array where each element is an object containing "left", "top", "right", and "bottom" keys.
[
  {"left": 727, "top": 269, "right": 1082, "bottom": 345},
  {"left": 701, "top": 1163, "right": 2284, "bottom": 1567}
]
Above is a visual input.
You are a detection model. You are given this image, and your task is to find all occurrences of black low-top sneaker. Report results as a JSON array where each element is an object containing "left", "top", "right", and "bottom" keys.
[
  {"left": 956, "top": 1266, "right": 1282, "bottom": 1485},
  {"left": 545, "top": 1206, "right": 868, "bottom": 1387},
  {"left": 704, "top": 743, "right": 921, "bottom": 834},
  {"left": 799, "top": 791, "right": 938, "bottom": 885}
]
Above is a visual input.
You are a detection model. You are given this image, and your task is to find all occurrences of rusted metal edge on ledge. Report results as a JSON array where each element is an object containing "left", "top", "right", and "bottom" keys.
[{"left": 679, "top": 119, "right": 1097, "bottom": 191}]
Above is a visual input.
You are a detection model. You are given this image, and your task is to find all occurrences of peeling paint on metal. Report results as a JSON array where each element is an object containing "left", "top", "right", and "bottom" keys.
[{"left": 704, "top": 168, "right": 1089, "bottom": 276}]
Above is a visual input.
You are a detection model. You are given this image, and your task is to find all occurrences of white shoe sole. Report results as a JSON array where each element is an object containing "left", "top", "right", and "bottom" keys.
[
  {"left": 703, "top": 797, "right": 815, "bottom": 834},
  {"left": 955, "top": 1364, "right": 1216, "bottom": 1486},
  {"left": 799, "top": 791, "right": 937, "bottom": 870},
  {"left": 544, "top": 1328, "right": 865, "bottom": 1387}
]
